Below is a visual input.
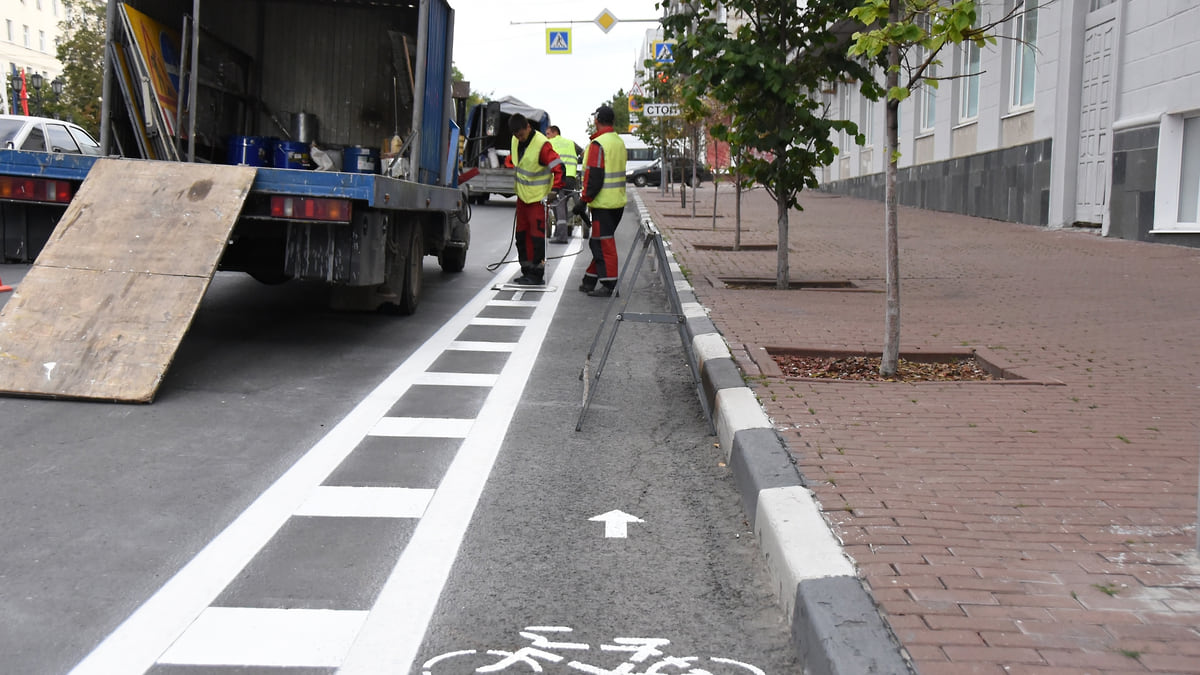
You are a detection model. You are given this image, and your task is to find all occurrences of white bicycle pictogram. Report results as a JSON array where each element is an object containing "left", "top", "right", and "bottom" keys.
[{"left": 421, "top": 626, "right": 766, "bottom": 674}]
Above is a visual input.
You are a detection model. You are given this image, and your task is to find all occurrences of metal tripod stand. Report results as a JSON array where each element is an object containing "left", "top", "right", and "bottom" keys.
[{"left": 577, "top": 217, "right": 714, "bottom": 433}]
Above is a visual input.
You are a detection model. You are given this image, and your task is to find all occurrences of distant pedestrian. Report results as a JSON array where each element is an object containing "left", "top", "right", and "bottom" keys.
[
  {"left": 546, "top": 125, "right": 583, "bottom": 243},
  {"left": 575, "top": 105, "right": 627, "bottom": 297},
  {"left": 505, "top": 114, "right": 565, "bottom": 285}
]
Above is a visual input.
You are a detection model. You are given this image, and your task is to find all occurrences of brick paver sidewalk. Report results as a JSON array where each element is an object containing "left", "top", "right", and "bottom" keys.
[{"left": 639, "top": 184, "right": 1200, "bottom": 674}]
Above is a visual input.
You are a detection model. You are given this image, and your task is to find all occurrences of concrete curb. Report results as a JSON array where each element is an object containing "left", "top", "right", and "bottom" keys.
[{"left": 633, "top": 193, "right": 913, "bottom": 675}]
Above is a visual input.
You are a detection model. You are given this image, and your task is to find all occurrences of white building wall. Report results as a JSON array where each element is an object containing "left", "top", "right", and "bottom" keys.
[
  {"left": 1116, "top": 0, "right": 1200, "bottom": 235},
  {"left": 1118, "top": 0, "right": 1200, "bottom": 121},
  {"left": 0, "top": 0, "right": 67, "bottom": 113}
]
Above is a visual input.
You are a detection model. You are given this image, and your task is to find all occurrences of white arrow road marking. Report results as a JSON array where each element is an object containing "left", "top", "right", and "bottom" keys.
[{"left": 589, "top": 510, "right": 644, "bottom": 538}]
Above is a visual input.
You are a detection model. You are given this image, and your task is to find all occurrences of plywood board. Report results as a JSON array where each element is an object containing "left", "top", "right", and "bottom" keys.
[{"left": 0, "top": 158, "right": 256, "bottom": 402}]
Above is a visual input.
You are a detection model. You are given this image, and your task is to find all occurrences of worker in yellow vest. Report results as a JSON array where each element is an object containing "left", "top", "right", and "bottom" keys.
[
  {"left": 545, "top": 125, "right": 583, "bottom": 244},
  {"left": 504, "top": 113, "right": 565, "bottom": 285},
  {"left": 573, "top": 105, "right": 627, "bottom": 297}
]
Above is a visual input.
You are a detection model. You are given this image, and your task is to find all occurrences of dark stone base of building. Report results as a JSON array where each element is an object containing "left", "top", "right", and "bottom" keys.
[{"left": 821, "top": 140, "right": 1053, "bottom": 227}]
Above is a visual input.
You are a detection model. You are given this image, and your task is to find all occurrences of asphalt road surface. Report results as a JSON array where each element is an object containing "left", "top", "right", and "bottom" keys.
[{"left": 0, "top": 195, "right": 798, "bottom": 674}]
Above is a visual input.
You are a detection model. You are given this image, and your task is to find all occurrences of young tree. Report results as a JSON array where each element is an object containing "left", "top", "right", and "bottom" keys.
[
  {"left": 605, "top": 89, "right": 632, "bottom": 133},
  {"left": 630, "top": 70, "right": 687, "bottom": 170},
  {"left": 848, "top": 0, "right": 1020, "bottom": 375},
  {"left": 661, "top": 0, "right": 882, "bottom": 290},
  {"left": 55, "top": 0, "right": 107, "bottom": 135}
]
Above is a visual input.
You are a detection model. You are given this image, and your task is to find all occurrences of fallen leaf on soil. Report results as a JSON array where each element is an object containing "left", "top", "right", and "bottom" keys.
[{"left": 772, "top": 354, "right": 993, "bottom": 382}]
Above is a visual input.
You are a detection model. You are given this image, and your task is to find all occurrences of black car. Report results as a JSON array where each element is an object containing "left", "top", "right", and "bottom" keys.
[{"left": 626, "top": 157, "right": 713, "bottom": 187}]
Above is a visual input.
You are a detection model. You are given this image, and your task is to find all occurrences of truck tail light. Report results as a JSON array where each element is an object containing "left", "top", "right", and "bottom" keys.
[
  {"left": 269, "top": 196, "right": 352, "bottom": 223},
  {"left": 0, "top": 176, "right": 74, "bottom": 203}
]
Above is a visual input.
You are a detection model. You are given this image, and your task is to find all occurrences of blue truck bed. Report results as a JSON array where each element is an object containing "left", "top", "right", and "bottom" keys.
[{"left": 0, "top": 150, "right": 463, "bottom": 212}]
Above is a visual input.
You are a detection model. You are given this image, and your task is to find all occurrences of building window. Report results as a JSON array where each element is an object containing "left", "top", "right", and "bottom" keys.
[
  {"left": 1011, "top": 0, "right": 1038, "bottom": 109},
  {"left": 861, "top": 94, "right": 874, "bottom": 146},
  {"left": 839, "top": 85, "right": 850, "bottom": 155},
  {"left": 919, "top": 78, "right": 936, "bottom": 132},
  {"left": 1089, "top": 0, "right": 1115, "bottom": 9},
  {"left": 6, "top": 20, "right": 12, "bottom": 42},
  {"left": 1176, "top": 117, "right": 1200, "bottom": 223},
  {"left": 39, "top": 31, "right": 45, "bottom": 52},
  {"left": 959, "top": 39, "right": 981, "bottom": 121},
  {"left": 916, "top": 12, "right": 936, "bottom": 132},
  {"left": 23, "top": 26, "right": 30, "bottom": 49}
]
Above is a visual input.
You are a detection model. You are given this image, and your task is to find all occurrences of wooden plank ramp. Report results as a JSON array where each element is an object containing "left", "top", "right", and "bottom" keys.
[{"left": 0, "top": 158, "right": 256, "bottom": 402}]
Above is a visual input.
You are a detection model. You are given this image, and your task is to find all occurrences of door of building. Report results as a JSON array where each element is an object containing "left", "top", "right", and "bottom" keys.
[{"left": 1075, "top": 4, "right": 1119, "bottom": 228}]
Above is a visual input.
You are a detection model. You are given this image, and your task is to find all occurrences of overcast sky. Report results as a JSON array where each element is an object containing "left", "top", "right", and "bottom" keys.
[{"left": 449, "top": 0, "right": 664, "bottom": 144}]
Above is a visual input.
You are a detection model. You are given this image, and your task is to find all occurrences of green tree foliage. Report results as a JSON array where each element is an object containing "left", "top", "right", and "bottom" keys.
[
  {"left": 847, "top": 0, "right": 1016, "bottom": 375},
  {"left": 660, "top": 0, "right": 882, "bottom": 289},
  {"left": 608, "top": 89, "right": 630, "bottom": 133},
  {"left": 54, "top": 0, "right": 107, "bottom": 135}
]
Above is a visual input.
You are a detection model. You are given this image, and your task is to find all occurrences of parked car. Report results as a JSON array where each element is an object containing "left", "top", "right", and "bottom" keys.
[
  {"left": 626, "top": 157, "right": 713, "bottom": 187},
  {"left": 0, "top": 115, "right": 102, "bottom": 156}
]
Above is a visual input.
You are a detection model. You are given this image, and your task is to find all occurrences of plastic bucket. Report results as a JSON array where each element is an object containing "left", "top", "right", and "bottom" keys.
[
  {"left": 273, "top": 140, "right": 314, "bottom": 169},
  {"left": 227, "top": 136, "right": 268, "bottom": 166},
  {"left": 342, "top": 145, "right": 380, "bottom": 174}
]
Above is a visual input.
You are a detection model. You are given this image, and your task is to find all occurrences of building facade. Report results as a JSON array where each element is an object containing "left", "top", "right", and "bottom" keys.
[
  {"left": 0, "top": 0, "right": 67, "bottom": 114},
  {"left": 821, "top": 0, "right": 1200, "bottom": 247}
]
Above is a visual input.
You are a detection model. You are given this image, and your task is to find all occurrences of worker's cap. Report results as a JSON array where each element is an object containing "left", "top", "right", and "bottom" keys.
[{"left": 593, "top": 105, "right": 615, "bottom": 124}]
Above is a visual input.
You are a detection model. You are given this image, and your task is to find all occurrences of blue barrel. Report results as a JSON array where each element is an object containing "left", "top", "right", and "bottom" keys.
[
  {"left": 342, "top": 145, "right": 380, "bottom": 174},
  {"left": 273, "top": 140, "right": 314, "bottom": 170},
  {"left": 227, "top": 136, "right": 268, "bottom": 166}
]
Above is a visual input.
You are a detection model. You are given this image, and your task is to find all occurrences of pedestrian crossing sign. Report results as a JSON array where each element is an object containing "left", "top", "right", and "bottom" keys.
[
  {"left": 547, "top": 28, "right": 572, "bottom": 55},
  {"left": 652, "top": 41, "right": 674, "bottom": 64}
]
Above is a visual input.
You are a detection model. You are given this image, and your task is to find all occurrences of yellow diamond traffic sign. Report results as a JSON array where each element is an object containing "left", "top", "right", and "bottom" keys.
[{"left": 594, "top": 9, "right": 619, "bottom": 34}]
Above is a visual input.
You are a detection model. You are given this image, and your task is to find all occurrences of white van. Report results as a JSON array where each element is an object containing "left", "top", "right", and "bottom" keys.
[{"left": 618, "top": 133, "right": 660, "bottom": 174}]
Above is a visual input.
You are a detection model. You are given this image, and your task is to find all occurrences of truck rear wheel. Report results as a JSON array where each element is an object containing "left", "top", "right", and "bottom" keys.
[
  {"left": 394, "top": 224, "right": 423, "bottom": 315},
  {"left": 439, "top": 244, "right": 467, "bottom": 273}
]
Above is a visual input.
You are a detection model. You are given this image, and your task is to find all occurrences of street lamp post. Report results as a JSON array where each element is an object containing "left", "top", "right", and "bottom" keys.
[
  {"left": 50, "top": 78, "right": 63, "bottom": 119},
  {"left": 29, "top": 72, "right": 44, "bottom": 116},
  {"left": 25, "top": 74, "right": 64, "bottom": 118}
]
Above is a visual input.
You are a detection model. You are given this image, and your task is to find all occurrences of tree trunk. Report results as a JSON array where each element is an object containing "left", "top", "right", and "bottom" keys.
[
  {"left": 776, "top": 193, "right": 789, "bottom": 290},
  {"left": 712, "top": 176, "right": 719, "bottom": 231},
  {"left": 881, "top": 2, "right": 902, "bottom": 377},
  {"left": 734, "top": 148, "right": 742, "bottom": 251}
]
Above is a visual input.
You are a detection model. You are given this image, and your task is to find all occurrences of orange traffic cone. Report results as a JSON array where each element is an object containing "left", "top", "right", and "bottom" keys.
[{"left": 0, "top": 274, "right": 11, "bottom": 293}]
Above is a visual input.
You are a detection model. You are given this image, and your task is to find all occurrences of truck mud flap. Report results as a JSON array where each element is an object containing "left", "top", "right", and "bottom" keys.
[{"left": 0, "top": 159, "right": 256, "bottom": 403}]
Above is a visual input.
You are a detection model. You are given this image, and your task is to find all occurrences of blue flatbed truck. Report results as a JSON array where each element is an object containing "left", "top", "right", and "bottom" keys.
[{"left": 0, "top": 0, "right": 470, "bottom": 315}]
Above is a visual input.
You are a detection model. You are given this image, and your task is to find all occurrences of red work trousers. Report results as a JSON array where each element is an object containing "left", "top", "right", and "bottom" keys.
[
  {"left": 515, "top": 198, "right": 547, "bottom": 281},
  {"left": 582, "top": 205, "right": 623, "bottom": 289}
]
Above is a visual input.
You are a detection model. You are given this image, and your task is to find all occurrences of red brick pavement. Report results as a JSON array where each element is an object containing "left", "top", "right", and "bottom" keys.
[{"left": 638, "top": 184, "right": 1200, "bottom": 674}]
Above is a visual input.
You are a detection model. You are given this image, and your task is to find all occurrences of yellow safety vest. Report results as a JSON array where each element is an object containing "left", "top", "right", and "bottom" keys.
[
  {"left": 548, "top": 135, "right": 578, "bottom": 178},
  {"left": 511, "top": 131, "right": 557, "bottom": 203},
  {"left": 590, "top": 131, "right": 627, "bottom": 209}
]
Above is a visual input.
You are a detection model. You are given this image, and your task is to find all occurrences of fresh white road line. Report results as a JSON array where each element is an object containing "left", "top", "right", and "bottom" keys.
[
  {"left": 446, "top": 340, "right": 517, "bottom": 352},
  {"left": 294, "top": 486, "right": 435, "bottom": 519},
  {"left": 469, "top": 317, "right": 530, "bottom": 326},
  {"left": 337, "top": 236, "right": 583, "bottom": 675},
  {"left": 369, "top": 417, "right": 475, "bottom": 438},
  {"left": 413, "top": 371, "right": 500, "bottom": 387},
  {"left": 156, "top": 607, "right": 367, "bottom": 668},
  {"left": 67, "top": 251, "right": 556, "bottom": 675},
  {"left": 488, "top": 299, "right": 540, "bottom": 307}
]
